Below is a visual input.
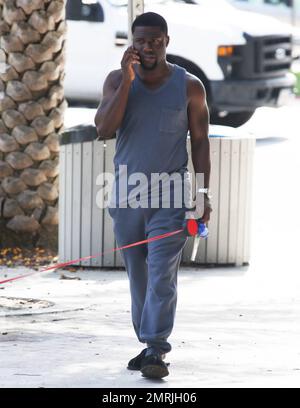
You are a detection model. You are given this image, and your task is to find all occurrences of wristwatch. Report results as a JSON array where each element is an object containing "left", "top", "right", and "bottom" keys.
[
  {"left": 197, "top": 188, "right": 208, "bottom": 193},
  {"left": 197, "top": 187, "right": 212, "bottom": 200}
]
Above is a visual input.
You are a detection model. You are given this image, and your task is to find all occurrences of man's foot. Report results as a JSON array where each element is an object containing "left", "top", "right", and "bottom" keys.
[
  {"left": 140, "top": 354, "right": 169, "bottom": 379},
  {"left": 127, "top": 348, "right": 148, "bottom": 371},
  {"left": 127, "top": 348, "right": 170, "bottom": 371}
]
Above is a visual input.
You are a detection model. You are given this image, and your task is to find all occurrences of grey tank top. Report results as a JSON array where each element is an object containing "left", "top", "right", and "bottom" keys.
[{"left": 109, "top": 63, "right": 192, "bottom": 209}]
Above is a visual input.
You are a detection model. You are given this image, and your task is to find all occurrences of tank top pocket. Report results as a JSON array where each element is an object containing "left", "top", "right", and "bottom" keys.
[{"left": 159, "top": 108, "right": 187, "bottom": 133}]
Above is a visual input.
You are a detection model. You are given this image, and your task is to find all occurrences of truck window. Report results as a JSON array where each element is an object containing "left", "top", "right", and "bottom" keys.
[
  {"left": 108, "top": 0, "right": 191, "bottom": 5},
  {"left": 264, "top": 0, "right": 291, "bottom": 6},
  {"left": 66, "top": 0, "right": 104, "bottom": 22},
  {"left": 233, "top": 0, "right": 291, "bottom": 6}
]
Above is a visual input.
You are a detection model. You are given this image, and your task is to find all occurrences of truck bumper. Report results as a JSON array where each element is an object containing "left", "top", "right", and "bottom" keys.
[{"left": 210, "top": 73, "right": 296, "bottom": 112}]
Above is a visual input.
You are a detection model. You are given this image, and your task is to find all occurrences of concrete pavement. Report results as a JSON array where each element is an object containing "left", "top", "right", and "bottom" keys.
[
  {"left": 0, "top": 103, "right": 300, "bottom": 388},
  {"left": 1, "top": 261, "right": 299, "bottom": 388}
]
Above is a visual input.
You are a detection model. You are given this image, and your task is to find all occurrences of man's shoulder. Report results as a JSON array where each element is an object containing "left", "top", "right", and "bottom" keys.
[
  {"left": 186, "top": 72, "right": 206, "bottom": 101},
  {"left": 106, "top": 69, "right": 123, "bottom": 89},
  {"left": 186, "top": 72, "right": 205, "bottom": 91}
]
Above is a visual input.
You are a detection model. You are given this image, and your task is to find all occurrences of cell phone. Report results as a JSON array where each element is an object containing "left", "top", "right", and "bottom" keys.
[{"left": 132, "top": 45, "right": 141, "bottom": 66}]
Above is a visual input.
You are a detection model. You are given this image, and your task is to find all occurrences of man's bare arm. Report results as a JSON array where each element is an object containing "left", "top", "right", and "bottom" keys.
[
  {"left": 187, "top": 74, "right": 211, "bottom": 221},
  {"left": 94, "top": 47, "right": 140, "bottom": 140},
  {"left": 94, "top": 70, "right": 130, "bottom": 140}
]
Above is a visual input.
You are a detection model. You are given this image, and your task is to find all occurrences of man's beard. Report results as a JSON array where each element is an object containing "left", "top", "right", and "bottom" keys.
[{"left": 140, "top": 59, "right": 158, "bottom": 71}]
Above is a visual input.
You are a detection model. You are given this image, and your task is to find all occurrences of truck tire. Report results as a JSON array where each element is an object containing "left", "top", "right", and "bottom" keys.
[
  {"left": 166, "top": 56, "right": 255, "bottom": 128},
  {"left": 166, "top": 55, "right": 212, "bottom": 102},
  {"left": 210, "top": 110, "right": 255, "bottom": 128}
]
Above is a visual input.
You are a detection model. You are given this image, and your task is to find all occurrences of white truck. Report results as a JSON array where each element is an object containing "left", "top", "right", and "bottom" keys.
[
  {"left": 64, "top": 0, "right": 296, "bottom": 127},
  {"left": 228, "top": 0, "right": 300, "bottom": 27}
]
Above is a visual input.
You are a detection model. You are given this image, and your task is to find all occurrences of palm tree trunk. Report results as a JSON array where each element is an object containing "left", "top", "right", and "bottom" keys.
[{"left": 0, "top": 0, "right": 67, "bottom": 250}]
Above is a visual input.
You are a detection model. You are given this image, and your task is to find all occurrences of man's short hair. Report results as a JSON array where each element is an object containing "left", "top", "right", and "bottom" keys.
[{"left": 132, "top": 12, "right": 168, "bottom": 35}]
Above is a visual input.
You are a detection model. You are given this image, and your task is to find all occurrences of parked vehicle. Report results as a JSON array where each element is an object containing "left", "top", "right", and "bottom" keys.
[
  {"left": 65, "top": 0, "right": 296, "bottom": 127},
  {"left": 227, "top": 0, "right": 300, "bottom": 26},
  {"left": 227, "top": 0, "right": 300, "bottom": 61}
]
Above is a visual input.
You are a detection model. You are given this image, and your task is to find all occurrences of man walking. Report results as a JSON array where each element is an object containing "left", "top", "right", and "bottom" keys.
[{"left": 95, "top": 12, "right": 211, "bottom": 379}]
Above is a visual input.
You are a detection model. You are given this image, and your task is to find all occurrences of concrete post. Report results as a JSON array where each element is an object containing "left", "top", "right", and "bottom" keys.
[{"left": 128, "top": 0, "right": 144, "bottom": 43}]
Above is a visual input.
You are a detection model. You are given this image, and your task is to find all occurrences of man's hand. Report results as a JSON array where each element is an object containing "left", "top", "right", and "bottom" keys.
[
  {"left": 191, "top": 194, "right": 212, "bottom": 223},
  {"left": 186, "top": 194, "right": 212, "bottom": 224},
  {"left": 200, "top": 195, "right": 212, "bottom": 224},
  {"left": 121, "top": 46, "right": 140, "bottom": 83}
]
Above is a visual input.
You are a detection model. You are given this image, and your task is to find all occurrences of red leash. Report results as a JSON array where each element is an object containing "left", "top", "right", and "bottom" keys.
[{"left": 0, "top": 228, "right": 184, "bottom": 285}]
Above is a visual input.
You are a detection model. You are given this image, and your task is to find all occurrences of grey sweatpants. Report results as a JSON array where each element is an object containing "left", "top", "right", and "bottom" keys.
[{"left": 108, "top": 205, "right": 187, "bottom": 355}]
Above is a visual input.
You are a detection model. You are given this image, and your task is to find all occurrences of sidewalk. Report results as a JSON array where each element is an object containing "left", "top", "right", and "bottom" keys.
[
  {"left": 1, "top": 104, "right": 300, "bottom": 388},
  {"left": 1, "top": 260, "right": 299, "bottom": 388}
]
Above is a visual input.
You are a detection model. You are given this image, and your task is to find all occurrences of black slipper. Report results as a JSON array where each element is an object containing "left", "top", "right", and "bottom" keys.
[
  {"left": 140, "top": 354, "right": 169, "bottom": 379},
  {"left": 127, "top": 348, "right": 148, "bottom": 370}
]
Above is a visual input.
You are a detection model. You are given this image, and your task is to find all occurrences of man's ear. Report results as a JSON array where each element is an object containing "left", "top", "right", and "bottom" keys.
[{"left": 166, "top": 35, "right": 170, "bottom": 47}]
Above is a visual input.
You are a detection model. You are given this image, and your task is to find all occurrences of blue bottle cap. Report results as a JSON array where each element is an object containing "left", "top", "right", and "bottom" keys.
[{"left": 198, "top": 223, "right": 209, "bottom": 238}]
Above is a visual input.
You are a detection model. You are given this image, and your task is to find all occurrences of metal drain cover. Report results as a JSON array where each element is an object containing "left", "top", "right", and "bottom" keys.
[{"left": 0, "top": 296, "right": 54, "bottom": 310}]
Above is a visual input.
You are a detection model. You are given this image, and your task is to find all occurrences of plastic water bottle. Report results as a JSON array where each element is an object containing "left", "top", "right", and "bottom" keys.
[
  {"left": 198, "top": 223, "right": 209, "bottom": 238},
  {"left": 183, "top": 218, "right": 209, "bottom": 238}
]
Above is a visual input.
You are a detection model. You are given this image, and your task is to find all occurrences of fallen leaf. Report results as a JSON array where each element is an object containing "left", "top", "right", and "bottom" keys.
[{"left": 59, "top": 273, "right": 81, "bottom": 281}]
